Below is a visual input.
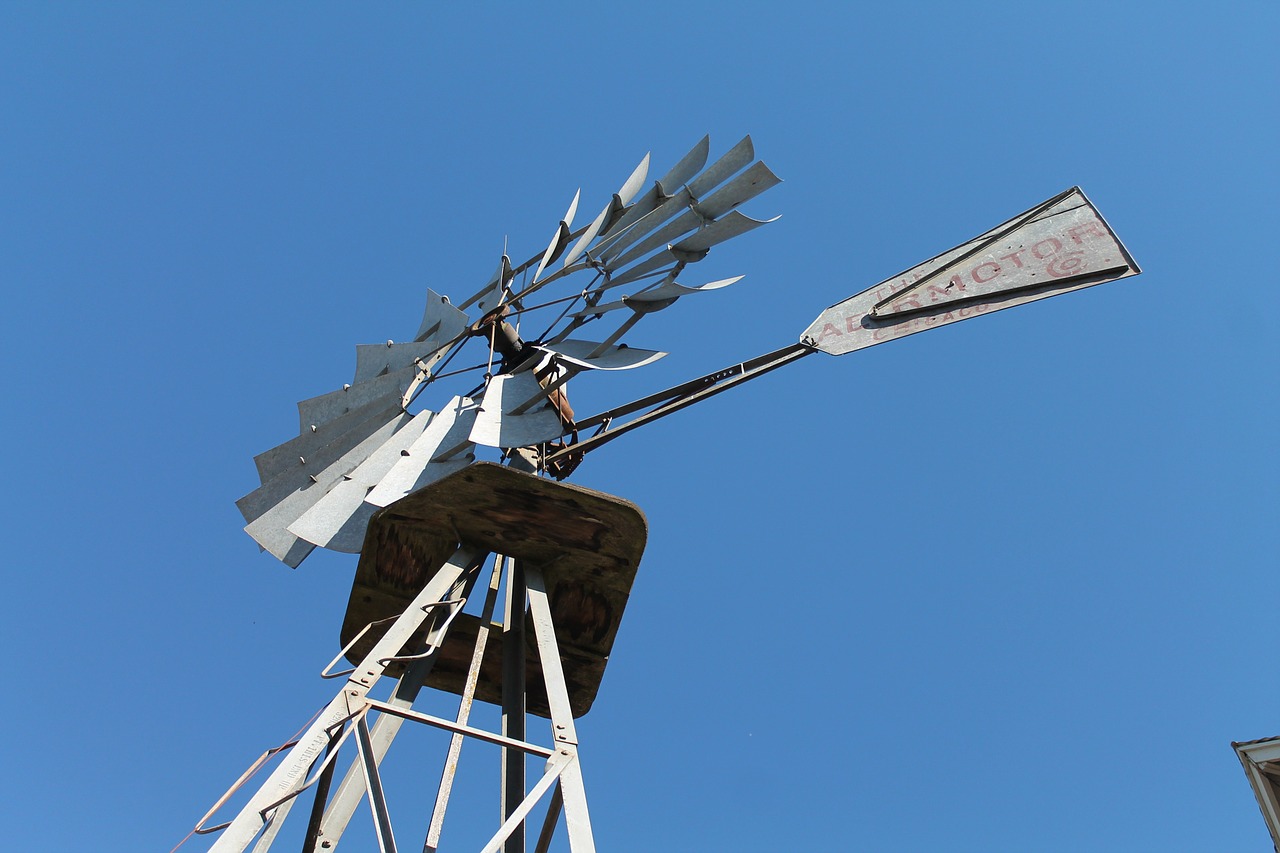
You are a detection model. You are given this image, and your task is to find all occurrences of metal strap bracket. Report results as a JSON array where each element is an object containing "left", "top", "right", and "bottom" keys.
[{"left": 320, "top": 598, "right": 467, "bottom": 679}]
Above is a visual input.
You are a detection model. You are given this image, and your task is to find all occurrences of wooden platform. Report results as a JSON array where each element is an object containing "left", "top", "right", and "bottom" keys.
[{"left": 341, "top": 462, "right": 647, "bottom": 718}]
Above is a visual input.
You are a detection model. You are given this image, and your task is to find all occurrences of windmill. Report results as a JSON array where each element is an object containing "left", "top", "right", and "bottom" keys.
[{"left": 189, "top": 136, "right": 1140, "bottom": 853}]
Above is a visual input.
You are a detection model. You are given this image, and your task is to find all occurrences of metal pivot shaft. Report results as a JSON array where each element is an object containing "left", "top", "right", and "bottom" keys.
[{"left": 543, "top": 342, "right": 813, "bottom": 472}]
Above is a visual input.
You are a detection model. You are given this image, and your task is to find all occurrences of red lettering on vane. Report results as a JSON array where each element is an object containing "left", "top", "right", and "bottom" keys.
[
  {"left": 1033, "top": 237, "right": 1062, "bottom": 259},
  {"left": 1046, "top": 255, "right": 1085, "bottom": 278},
  {"left": 999, "top": 249, "right": 1026, "bottom": 269},
  {"left": 971, "top": 261, "right": 1001, "bottom": 283},
  {"left": 817, "top": 322, "right": 842, "bottom": 341},
  {"left": 1067, "top": 220, "right": 1106, "bottom": 244}
]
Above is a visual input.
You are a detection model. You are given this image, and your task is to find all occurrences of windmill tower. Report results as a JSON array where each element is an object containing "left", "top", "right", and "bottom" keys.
[{"left": 185, "top": 137, "right": 1140, "bottom": 852}]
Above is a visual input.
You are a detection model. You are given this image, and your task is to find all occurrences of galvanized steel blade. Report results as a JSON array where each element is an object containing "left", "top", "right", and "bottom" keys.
[
  {"left": 560, "top": 153, "right": 652, "bottom": 269},
  {"left": 364, "top": 396, "right": 480, "bottom": 507},
  {"left": 801, "top": 187, "right": 1140, "bottom": 356},
  {"left": 568, "top": 297, "right": 632, "bottom": 317},
  {"left": 534, "top": 339, "right": 666, "bottom": 370},
  {"left": 286, "top": 409, "right": 437, "bottom": 552},
  {"left": 296, "top": 364, "right": 417, "bottom": 433},
  {"left": 561, "top": 202, "right": 613, "bottom": 270},
  {"left": 469, "top": 372, "right": 568, "bottom": 449},
  {"left": 606, "top": 194, "right": 777, "bottom": 271},
  {"left": 597, "top": 136, "right": 709, "bottom": 244},
  {"left": 604, "top": 251, "right": 679, "bottom": 288},
  {"left": 592, "top": 184, "right": 666, "bottom": 255},
  {"left": 242, "top": 413, "right": 414, "bottom": 566},
  {"left": 571, "top": 275, "right": 741, "bottom": 317},
  {"left": 254, "top": 396, "right": 403, "bottom": 484},
  {"left": 242, "top": 403, "right": 406, "bottom": 520},
  {"left": 656, "top": 134, "right": 710, "bottom": 192},
  {"left": 459, "top": 255, "right": 512, "bottom": 313},
  {"left": 673, "top": 211, "right": 780, "bottom": 255},
  {"left": 685, "top": 134, "right": 754, "bottom": 198},
  {"left": 600, "top": 190, "right": 699, "bottom": 267},
  {"left": 615, "top": 151, "right": 650, "bottom": 205},
  {"left": 354, "top": 341, "right": 450, "bottom": 384},
  {"left": 693, "top": 160, "right": 781, "bottom": 220},
  {"left": 607, "top": 211, "right": 771, "bottom": 283},
  {"left": 593, "top": 182, "right": 694, "bottom": 264},
  {"left": 531, "top": 189, "right": 581, "bottom": 284},
  {"left": 414, "top": 288, "right": 470, "bottom": 345},
  {"left": 614, "top": 275, "right": 743, "bottom": 314}
]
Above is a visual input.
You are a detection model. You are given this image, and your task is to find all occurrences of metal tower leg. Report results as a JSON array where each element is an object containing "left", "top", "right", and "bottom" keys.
[
  {"left": 501, "top": 558, "right": 527, "bottom": 853},
  {"left": 307, "top": 564, "right": 480, "bottom": 853},
  {"left": 207, "top": 545, "right": 482, "bottom": 853},
  {"left": 524, "top": 565, "right": 594, "bottom": 853}
]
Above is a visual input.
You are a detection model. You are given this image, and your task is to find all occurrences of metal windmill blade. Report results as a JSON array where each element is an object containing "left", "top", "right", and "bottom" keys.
[
  {"left": 285, "top": 409, "right": 439, "bottom": 552},
  {"left": 251, "top": 395, "right": 404, "bottom": 485},
  {"left": 237, "top": 286, "right": 474, "bottom": 567},
  {"left": 593, "top": 135, "right": 751, "bottom": 260},
  {"left": 608, "top": 211, "right": 781, "bottom": 283},
  {"left": 364, "top": 395, "right": 480, "bottom": 507},
  {"left": 239, "top": 410, "right": 414, "bottom": 566},
  {"left": 459, "top": 254, "right": 512, "bottom": 313},
  {"left": 238, "top": 136, "right": 783, "bottom": 568},
  {"left": 535, "top": 138, "right": 780, "bottom": 349},
  {"left": 469, "top": 372, "right": 570, "bottom": 449},
  {"left": 561, "top": 153, "right": 651, "bottom": 269},
  {"left": 573, "top": 275, "right": 744, "bottom": 316},
  {"left": 414, "top": 287, "right": 469, "bottom": 345},
  {"left": 530, "top": 189, "right": 581, "bottom": 284},
  {"left": 588, "top": 136, "right": 710, "bottom": 256}
]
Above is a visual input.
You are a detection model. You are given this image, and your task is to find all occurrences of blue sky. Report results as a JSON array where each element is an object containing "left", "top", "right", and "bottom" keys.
[{"left": 2, "top": 3, "right": 1277, "bottom": 851}]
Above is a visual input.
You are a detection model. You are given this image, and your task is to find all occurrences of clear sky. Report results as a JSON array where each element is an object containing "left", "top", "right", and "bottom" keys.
[{"left": 3, "top": 3, "right": 1277, "bottom": 852}]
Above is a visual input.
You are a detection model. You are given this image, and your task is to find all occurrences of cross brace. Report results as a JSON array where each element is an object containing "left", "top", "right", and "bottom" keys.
[{"left": 192, "top": 549, "right": 596, "bottom": 853}]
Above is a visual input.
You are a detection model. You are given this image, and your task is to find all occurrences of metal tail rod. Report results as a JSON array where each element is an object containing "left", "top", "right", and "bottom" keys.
[{"left": 546, "top": 186, "right": 1140, "bottom": 470}]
